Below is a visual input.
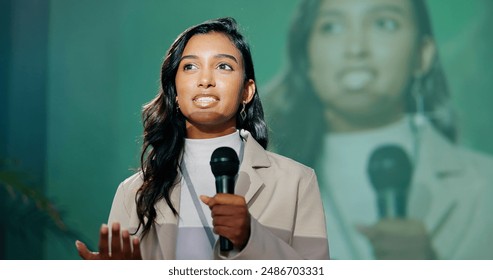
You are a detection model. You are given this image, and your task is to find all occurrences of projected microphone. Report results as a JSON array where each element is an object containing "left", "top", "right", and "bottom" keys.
[
  {"left": 210, "top": 147, "right": 240, "bottom": 251},
  {"left": 367, "top": 145, "right": 413, "bottom": 218}
]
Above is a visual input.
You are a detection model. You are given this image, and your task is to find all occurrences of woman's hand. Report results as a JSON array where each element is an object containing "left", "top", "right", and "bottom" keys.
[
  {"left": 200, "top": 194, "right": 251, "bottom": 250},
  {"left": 357, "top": 219, "right": 436, "bottom": 259},
  {"left": 75, "top": 222, "right": 142, "bottom": 260}
]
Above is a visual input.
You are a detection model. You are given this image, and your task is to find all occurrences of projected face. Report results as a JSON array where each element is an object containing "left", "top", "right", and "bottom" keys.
[{"left": 307, "top": 0, "right": 421, "bottom": 131}]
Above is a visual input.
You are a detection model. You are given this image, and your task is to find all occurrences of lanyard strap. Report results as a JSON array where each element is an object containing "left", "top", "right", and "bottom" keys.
[
  {"left": 180, "top": 140, "right": 245, "bottom": 249},
  {"left": 181, "top": 163, "right": 216, "bottom": 248}
]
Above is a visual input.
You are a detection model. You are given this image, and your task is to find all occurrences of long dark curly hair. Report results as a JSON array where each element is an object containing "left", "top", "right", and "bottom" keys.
[
  {"left": 263, "top": 0, "right": 455, "bottom": 167},
  {"left": 136, "top": 17, "right": 268, "bottom": 237}
]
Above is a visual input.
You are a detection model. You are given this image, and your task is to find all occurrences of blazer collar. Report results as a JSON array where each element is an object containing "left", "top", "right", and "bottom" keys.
[
  {"left": 417, "top": 124, "right": 465, "bottom": 175},
  {"left": 410, "top": 124, "right": 467, "bottom": 237},
  {"left": 236, "top": 130, "right": 271, "bottom": 204}
]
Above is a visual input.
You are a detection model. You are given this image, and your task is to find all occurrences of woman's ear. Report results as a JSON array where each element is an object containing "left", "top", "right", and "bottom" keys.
[
  {"left": 243, "top": 79, "right": 256, "bottom": 104},
  {"left": 416, "top": 36, "right": 436, "bottom": 76}
]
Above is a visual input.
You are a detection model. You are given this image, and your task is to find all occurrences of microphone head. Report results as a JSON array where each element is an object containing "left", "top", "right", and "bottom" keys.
[
  {"left": 210, "top": 147, "right": 240, "bottom": 177},
  {"left": 367, "top": 144, "right": 413, "bottom": 192}
]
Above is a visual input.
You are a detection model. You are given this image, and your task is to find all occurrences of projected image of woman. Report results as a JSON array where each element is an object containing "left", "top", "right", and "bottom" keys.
[{"left": 264, "top": 0, "right": 493, "bottom": 259}]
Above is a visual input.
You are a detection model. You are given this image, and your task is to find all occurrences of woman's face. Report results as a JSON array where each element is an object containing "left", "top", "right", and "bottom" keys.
[
  {"left": 175, "top": 32, "right": 255, "bottom": 138},
  {"left": 307, "top": 0, "right": 421, "bottom": 130}
]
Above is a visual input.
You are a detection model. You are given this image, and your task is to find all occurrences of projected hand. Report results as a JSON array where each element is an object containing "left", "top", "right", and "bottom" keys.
[{"left": 357, "top": 219, "right": 436, "bottom": 259}]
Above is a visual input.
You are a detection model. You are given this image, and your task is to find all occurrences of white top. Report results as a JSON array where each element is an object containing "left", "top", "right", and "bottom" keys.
[
  {"left": 318, "top": 116, "right": 416, "bottom": 259},
  {"left": 175, "top": 130, "right": 242, "bottom": 260}
]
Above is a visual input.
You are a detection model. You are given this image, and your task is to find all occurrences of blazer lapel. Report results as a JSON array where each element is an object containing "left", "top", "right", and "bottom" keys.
[
  {"left": 409, "top": 125, "right": 469, "bottom": 238},
  {"left": 236, "top": 130, "right": 271, "bottom": 204}
]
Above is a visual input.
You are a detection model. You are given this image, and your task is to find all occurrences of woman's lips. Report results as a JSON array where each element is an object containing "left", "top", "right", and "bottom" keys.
[
  {"left": 193, "top": 95, "right": 219, "bottom": 107},
  {"left": 340, "top": 69, "right": 375, "bottom": 91}
]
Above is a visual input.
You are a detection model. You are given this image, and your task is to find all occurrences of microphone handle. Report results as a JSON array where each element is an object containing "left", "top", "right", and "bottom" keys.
[
  {"left": 215, "top": 176, "right": 235, "bottom": 194},
  {"left": 219, "top": 236, "right": 233, "bottom": 251},
  {"left": 376, "top": 188, "right": 407, "bottom": 218},
  {"left": 215, "top": 175, "right": 235, "bottom": 251}
]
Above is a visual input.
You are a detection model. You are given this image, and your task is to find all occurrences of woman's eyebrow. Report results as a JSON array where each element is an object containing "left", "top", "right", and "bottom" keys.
[
  {"left": 317, "top": 5, "right": 406, "bottom": 17},
  {"left": 180, "top": 54, "right": 238, "bottom": 63},
  {"left": 215, "top": 53, "right": 238, "bottom": 63},
  {"left": 180, "top": 54, "right": 199, "bottom": 61},
  {"left": 317, "top": 9, "right": 344, "bottom": 18},
  {"left": 369, "top": 4, "right": 407, "bottom": 16}
]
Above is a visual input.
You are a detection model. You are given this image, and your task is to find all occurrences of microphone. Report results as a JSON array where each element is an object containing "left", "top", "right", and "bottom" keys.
[
  {"left": 210, "top": 146, "right": 240, "bottom": 251},
  {"left": 367, "top": 145, "right": 413, "bottom": 218}
]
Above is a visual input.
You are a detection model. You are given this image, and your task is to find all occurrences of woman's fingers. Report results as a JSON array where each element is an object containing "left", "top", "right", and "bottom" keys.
[
  {"left": 121, "top": 229, "right": 132, "bottom": 259},
  {"left": 98, "top": 224, "right": 110, "bottom": 259},
  {"left": 111, "top": 223, "right": 122, "bottom": 258},
  {"left": 75, "top": 240, "right": 99, "bottom": 260},
  {"left": 132, "top": 237, "right": 142, "bottom": 260},
  {"left": 201, "top": 194, "right": 250, "bottom": 249},
  {"left": 200, "top": 194, "right": 245, "bottom": 207},
  {"left": 76, "top": 222, "right": 141, "bottom": 260}
]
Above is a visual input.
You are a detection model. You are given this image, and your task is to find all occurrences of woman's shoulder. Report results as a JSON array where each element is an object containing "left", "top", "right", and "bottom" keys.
[
  {"left": 265, "top": 149, "right": 316, "bottom": 177},
  {"left": 243, "top": 129, "right": 315, "bottom": 177},
  {"left": 457, "top": 146, "right": 493, "bottom": 177},
  {"left": 117, "top": 172, "right": 144, "bottom": 194},
  {"left": 261, "top": 75, "right": 289, "bottom": 110}
]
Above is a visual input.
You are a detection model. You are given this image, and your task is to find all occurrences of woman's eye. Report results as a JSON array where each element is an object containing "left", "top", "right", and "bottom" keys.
[
  {"left": 319, "top": 21, "right": 344, "bottom": 34},
  {"left": 375, "top": 18, "right": 399, "bottom": 31},
  {"left": 183, "top": 64, "right": 197, "bottom": 70},
  {"left": 218, "top": 63, "right": 233, "bottom": 71}
]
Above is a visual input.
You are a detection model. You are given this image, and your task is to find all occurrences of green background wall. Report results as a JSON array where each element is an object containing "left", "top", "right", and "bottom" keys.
[{"left": 1, "top": 0, "right": 492, "bottom": 259}]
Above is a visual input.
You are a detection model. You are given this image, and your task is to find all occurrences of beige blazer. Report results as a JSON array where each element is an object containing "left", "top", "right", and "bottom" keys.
[
  {"left": 407, "top": 124, "right": 493, "bottom": 259},
  {"left": 108, "top": 130, "right": 330, "bottom": 259}
]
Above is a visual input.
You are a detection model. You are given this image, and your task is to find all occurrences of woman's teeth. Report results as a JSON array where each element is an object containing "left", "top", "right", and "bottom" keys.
[
  {"left": 342, "top": 71, "right": 374, "bottom": 90},
  {"left": 193, "top": 96, "right": 218, "bottom": 106}
]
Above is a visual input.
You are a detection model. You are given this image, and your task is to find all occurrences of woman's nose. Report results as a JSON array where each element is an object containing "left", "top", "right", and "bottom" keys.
[
  {"left": 198, "top": 70, "right": 215, "bottom": 88},
  {"left": 344, "top": 26, "right": 369, "bottom": 59}
]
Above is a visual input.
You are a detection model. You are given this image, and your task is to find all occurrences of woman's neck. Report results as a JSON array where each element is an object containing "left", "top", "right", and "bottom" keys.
[
  {"left": 185, "top": 123, "right": 237, "bottom": 139},
  {"left": 325, "top": 109, "right": 406, "bottom": 133}
]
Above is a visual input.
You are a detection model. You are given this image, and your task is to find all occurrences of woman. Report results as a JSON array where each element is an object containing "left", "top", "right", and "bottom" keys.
[
  {"left": 264, "top": 0, "right": 493, "bottom": 259},
  {"left": 75, "top": 17, "right": 329, "bottom": 260}
]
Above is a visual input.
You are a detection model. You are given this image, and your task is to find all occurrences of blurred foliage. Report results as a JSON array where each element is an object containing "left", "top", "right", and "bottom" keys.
[{"left": 0, "top": 159, "right": 82, "bottom": 259}]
